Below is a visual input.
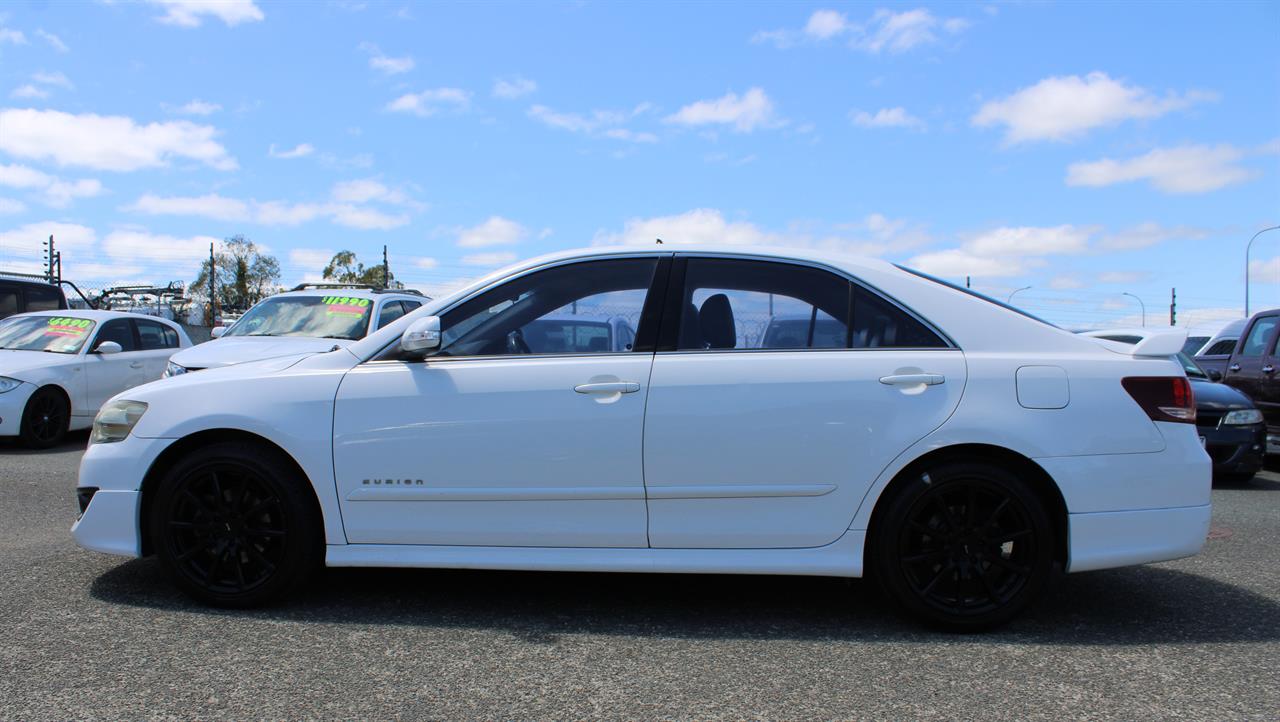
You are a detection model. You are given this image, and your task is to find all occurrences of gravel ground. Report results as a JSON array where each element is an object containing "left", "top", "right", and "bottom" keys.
[{"left": 1, "top": 432, "right": 1277, "bottom": 720}]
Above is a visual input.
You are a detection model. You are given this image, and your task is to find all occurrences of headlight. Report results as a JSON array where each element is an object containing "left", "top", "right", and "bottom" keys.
[
  {"left": 163, "top": 361, "right": 187, "bottom": 378},
  {"left": 91, "top": 400, "right": 148, "bottom": 444},
  {"left": 0, "top": 377, "right": 21, "bottom": 393},
  {"left": 1223, "top": 409, "right": 1264, "bottom": 425}
]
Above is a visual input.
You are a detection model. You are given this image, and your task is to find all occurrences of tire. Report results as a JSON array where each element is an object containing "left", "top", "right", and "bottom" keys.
[
  {"left": 870, "top": 461, "right": 1055, "bottom": 631},
  {"left": 19, "top": 386, "right": 69, "bottom": 449},
  {"left": 1215, "top": 472, "right": 1256, "bottom": 485},
  {"left": 150, "top": 441, "right": 322, "bottom": 607}
]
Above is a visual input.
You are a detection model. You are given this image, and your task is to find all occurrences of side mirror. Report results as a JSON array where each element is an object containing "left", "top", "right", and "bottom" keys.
[
  {"left": 400, "top": 316, "right": 441, "bottom": 355},
  {"left": 1207, "top": 369, "right": 1223, "bottom": 382},
  {"left": 210, "top": 326, "right": 227, "bottom": 339},
  {"left": 94, "top": 340, "right": 122, "bottom": 355}
]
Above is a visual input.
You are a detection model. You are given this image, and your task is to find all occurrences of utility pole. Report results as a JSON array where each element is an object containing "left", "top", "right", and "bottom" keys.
[
  {"left": 966, "top": 276, "right": 971, "bottom": 289},
  {"left": 382, "top": 245, "right": 389, "bottom": 289},
  {"left": 209, "top": 242, "right": 217, "bottom": 325},
  {"left": 1170, "top": 288, "right": 1177, "bottom": 327},
  {"left": 42, "top": 235, "right": 60, "bottom": 284},
  {"left": 1122, "top": 292, "right": 1146, "bottom": 327},
  {"left": 1245, "top": 225, "right": 1280, "bottom": 317}
]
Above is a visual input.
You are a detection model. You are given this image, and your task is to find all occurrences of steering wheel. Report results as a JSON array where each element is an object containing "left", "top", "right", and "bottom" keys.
[{"left": 506, "top": 328, "right": 532, "bottom": 354}]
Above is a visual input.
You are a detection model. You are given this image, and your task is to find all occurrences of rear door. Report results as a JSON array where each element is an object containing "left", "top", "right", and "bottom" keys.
[
  {"left": 1227, "top": 314, "right": 1279, "bottom": 401},
  {"left": 134, "top": 319, "right": 182, "bottom": 379},
  {"left": 641, "top": 256, "right": 966, "bottom": 549}
]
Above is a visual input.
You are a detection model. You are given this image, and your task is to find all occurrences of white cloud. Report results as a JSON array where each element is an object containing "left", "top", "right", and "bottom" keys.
[
  {"left": 1049, "top": 275, "right": 1085, "bottom": 290},
  {"left": 972, "top": 72, "right": 1214, "bottom": 144},
  {"left": 805, "top": 9, "right": 849, "bottom": 39},
  {"left": 330, "top": 178, "right": 417, "bottom": 207},
  {"left": 1249, "top": 257, "right": 1280, "bottom": 284},
  {"left": 175, "top": 99, "right": 221, "bottom": 116},
  {"left": 359, "top": 43, "right": 414, "bottom": 75},
  {"left": 32, "top": 71, "right": 72, "bottom": 89},
  {"left": 145, "top": 0, "right": 265, "bottom": 27},
  {"left": 289, "top": 248, "right": 335, "bottom": 270},
  {"left": 35, "top": 29, "right": 68, "bottom": 53},
  {"left": 254, "top": 201, "right": 328, "bottom": 226},
  {"left": 1066, "top": 144, "right": 1255, "bottom": 194},
  {"left": 0, "top": 163, "right": 103, "bottom": 208},
  {"left": 268, "top": 142, "right": 314, "bottom": 159},
  {"left": 386, "top": 88, "right": 471, "bottom": 117},
  {"left": 461, "top": 251, "right": 518, "bottom": 267},
  {"left": 664, "top": 87, "right": 780, "bottom": 133},
  {"left": 413, "top": 256, "right": 439, "bottom": 269},
  {"left": 328, "top": 204, "right": 409, "bottom": 230},
  {"left": 527, "top": 105, "right": 655, "bottom": 142},
  {"left": 905, "top": 224, "right": 1095, "bottom": 278},
  {"left": 0, "top": 198, "right": 24, "bottom": 214},
  {"left": 1098, "top": 271, "right": 1148, "bottom": 284},
  {"left": 103, "top": 229, "right": 220, "bottom": 269},
  {"left": 455, "top": 217, "right": 529, "bottom": 248},
  {"left": 1098, "top": 222, "right": 1208, "bottom": 250},
  {"left": 127, "top": 193, "right": 250, "bottom": 221},
  {"left": 493, "top": 76, "right": 537, "bottom": 99},
  {"left": 10, "top": 85, "right": 48, "bottom": 100},
  {"left": 0, "top": 27, "right": 26, "bottom": 45},
  {"left": 0, "top": 108, "right": 237, "bottom": 171},
  {"left": 0, "top": 221, "right": 97, "bottom": 251},
  {"left": 850, "top": 107, "right": 924, "bottom": 129}
]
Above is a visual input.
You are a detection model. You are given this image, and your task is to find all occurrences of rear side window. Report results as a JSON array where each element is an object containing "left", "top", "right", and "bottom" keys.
[
  {"left": 671, "top": 258, "right": 947, "bottom": 351},
  {"left": 136, "top": 320, "right": 180, "bottom": 349},
  {"left": 24, "top": 285, "right": 63, "bottom": 312},
  {"left": 377, "top": 301, "right": 406, "bottom": 329},
  {"left": 401, "top": 300, "right": 422, "bottom": 313},
  {"left": 1202, "top": 339, "right": 1237, "bottom": 356},
  {"left": 1240, "top": 317, "right": 1278, "bottom": 357}
]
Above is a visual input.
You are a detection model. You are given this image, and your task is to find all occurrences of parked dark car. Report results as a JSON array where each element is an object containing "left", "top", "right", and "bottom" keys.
[
  {"left": 0, "top": 276, "right": 68, "bottom": 321},
  {"left": 1221, "top": 308, "right": 1280, "bottom": 454},
  {"left": 1194, "top": 318, "right": 1247, "bottom": 380}
]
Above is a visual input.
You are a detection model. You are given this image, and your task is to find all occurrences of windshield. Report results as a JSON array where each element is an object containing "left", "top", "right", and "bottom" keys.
[
  {"left": 0, "top": 315, "right": 96, "bottom": 354},
  {"left": 224, "top": 295, "right": 373, "bottom": 340}
]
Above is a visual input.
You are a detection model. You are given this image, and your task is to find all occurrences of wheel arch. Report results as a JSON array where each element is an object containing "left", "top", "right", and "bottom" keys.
[
  {"left": 862, "top": 443, "right": 1069, "bottom": 571},
  {"left": 137, "top": 428, "right": 324, "bottom": 556}
]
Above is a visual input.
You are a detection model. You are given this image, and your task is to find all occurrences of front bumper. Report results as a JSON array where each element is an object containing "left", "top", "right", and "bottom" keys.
[
  {"left": 70, "top": 433, "right": 174, "bottom": 558},
  {"left": 0, "top": 382, "right": 37, "bottom": 436},
  {"left": 1200, "top": 422, "right": 1265, "bottom": 475}
]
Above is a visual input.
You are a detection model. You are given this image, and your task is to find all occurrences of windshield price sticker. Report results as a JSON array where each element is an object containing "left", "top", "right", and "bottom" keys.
[
  {"left": 45, "top": 317, "right": 92, "bottom": 337},
  {"left": 323, "top": 296, "right": 371, "bottom": 317}
]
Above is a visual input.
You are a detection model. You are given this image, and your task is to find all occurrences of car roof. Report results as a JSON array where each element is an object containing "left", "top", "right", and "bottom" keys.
[
  {"left": 12, "top": 309, "right": 183, "bottom": 327},
  {"left": 272, "top": 288, "right": 424, "bottom": 301},
  {"left": 0, "top": 276, "right": 65, "bottom": 289}
]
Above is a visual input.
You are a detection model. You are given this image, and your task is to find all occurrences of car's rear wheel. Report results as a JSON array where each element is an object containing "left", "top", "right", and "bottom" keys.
[
  {"left": 150, "top": 442, "right": 321, "bottom": 607},
  {"left": 871, "top": 461, "right": 1054, "bottom": 631},
  {"left": 19, "top": 386, "right": 68, "bottom": 449}
]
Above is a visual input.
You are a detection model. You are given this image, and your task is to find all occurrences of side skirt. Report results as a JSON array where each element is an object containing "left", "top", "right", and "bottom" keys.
[{"left": 326, "top": 530, "right": 865, "bottom": 578}]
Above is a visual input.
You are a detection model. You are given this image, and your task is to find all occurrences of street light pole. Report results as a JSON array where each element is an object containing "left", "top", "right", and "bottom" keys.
[
  {"left": 1122, "top": 292, "right": 1146, "bottom": 327},
  {"left": 1245, "top": 225, "right": 1280, "bottom": 317},
  {"left": 1007, "top": 286, "right": 1032, "bottom": 304}
]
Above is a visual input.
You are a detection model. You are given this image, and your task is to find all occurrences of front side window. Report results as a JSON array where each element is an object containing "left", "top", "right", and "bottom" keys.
[
  {"left": 436, "top": 259, "right": 657, "bottom": 357},
  {"left": 1240, "top": 317, "right": 1278, "bottom": 357},
  {"left": 376, "top": 301, "right": 406, "bottom": 329},
  {"left": 224, "top": 295, "right": 373, "bottom": 341},
  {"left": 0, "top": 315, "right": 96, "bottom": 354},
  {"left": 672, "top": 258, "right": 946, "bottom": 351},
  {"left": 93, "top": 319, "right": 137, "bottom": 352},
  {"left": 1203, "top": 339, "right": 1237, "bottom": 356}
]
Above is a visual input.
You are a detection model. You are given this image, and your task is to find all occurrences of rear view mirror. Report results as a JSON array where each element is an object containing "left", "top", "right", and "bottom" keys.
[
  {"left": 94, "top": 341, "right": 122, "bottom": 355},
  {"left": 401, "top": 316, "right": 441, "bottom": 355},
  {"left": 210, "top": 326, "right": 227, "bottom": 339}
]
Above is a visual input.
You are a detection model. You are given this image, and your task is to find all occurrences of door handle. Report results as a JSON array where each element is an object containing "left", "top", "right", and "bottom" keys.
[
  {"left": 574, "top": 381, "right": 640, "bottom": 394},
  {"left": 1230, "top": 364, "right": 1242, "bottom": 372},
  {"left": 129, "top": 362, "right": 144, "bottom": 369},
  {"left": 1265, "top": 366, "right": 1275, "bottom": 374},
  {"left": 879, "top": 373, "right": 945, "bottom": 387}
]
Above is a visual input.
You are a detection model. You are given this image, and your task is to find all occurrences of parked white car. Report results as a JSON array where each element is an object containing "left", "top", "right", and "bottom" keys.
[
  {"left": 72, "top": 247, "right": 1210, "bottom": 629},
  {"left": 163, "top": 285, "right": 427, "bottom": 377},
  {"left": 0, "top": 310, "right": 191, "bottom": 447}
]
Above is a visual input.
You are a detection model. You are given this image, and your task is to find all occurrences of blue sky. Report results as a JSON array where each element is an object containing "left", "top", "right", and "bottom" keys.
[{"left": 0, "top": 0, "right": 1276, "bottom": 330}]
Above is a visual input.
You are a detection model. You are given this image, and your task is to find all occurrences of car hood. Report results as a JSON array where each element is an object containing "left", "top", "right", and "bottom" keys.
[
  {"left": 169, "top": 336, "right": 354, "bottom": 370},
  {"left": 1190, "top": 377, "right": 1256, "bottom": 411},
  {"left": 0, "top": 349, "right": 79, "bottom": 380}
]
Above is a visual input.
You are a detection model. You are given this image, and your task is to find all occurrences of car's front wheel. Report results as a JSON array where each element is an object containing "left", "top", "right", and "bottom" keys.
[
  {"left": 871, "top": 461, "right": 1055, "bottom": 631},
  {"left": 19, "top": 386, "right": 69, "bottom": 449},
  {"left": 150, "top": 442, "right": 322, "bottom": 607}
]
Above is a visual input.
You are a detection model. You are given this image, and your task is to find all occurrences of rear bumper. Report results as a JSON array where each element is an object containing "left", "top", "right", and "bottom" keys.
[{"left": 1067, "top": 504, "right": 1210, "bottom": 572}]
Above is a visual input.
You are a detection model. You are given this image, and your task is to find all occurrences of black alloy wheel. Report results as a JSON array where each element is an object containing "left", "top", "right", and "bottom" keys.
[
  {"left": 873, "top": 461, "right": 1054, "bottom": 630},
  {"left": 20, "top": 387, "right": 69, "bottom": 449},
  {"left": 152, "top": 442, "right": 321, "bottom": 607}
]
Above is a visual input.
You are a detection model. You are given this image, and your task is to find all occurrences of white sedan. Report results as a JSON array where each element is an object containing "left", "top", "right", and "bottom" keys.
[
  {"left": 0, "top": 310, "right": 191, "bottom": 447},
  {"left": 72, "top": 247, "right": 1209, "bottom": 629}
]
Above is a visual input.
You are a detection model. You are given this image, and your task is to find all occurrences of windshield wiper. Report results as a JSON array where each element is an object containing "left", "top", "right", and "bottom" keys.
[
  {"left": 244, "top": 332, "right": 279, "bottom": 337},
  {"left": 320, "top": 334, "right": 354, "bottom": 340}
]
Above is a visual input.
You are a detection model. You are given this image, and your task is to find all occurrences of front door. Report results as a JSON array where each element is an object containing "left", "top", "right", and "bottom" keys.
[
  {"left": 642, "top": 256, "right": 966, "bottom": 549},
  {"left": 82, "top": 318, "right": 151, "bottom": 417},
  {"left": 1228, "top": 313, "right": 1279, "bottom": 402},
  {"left": 333, "top": 256, "right": 666, "bottom": 547}
]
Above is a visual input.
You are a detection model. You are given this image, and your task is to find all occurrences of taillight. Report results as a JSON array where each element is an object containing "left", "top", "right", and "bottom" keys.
[{"left": 1122, "top": 376, "right": 1197, "bottom": 424}]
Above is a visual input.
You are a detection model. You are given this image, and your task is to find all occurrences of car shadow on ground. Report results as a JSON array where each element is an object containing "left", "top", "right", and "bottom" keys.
[
  {"left": 0, "top": 429, "right": 89, "bottom": 454},
  {"left": 90, "top": 558, "right": 1280, "bottom": 646}
]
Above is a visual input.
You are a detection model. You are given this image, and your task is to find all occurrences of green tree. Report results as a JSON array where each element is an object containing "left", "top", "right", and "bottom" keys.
[
  {"left": 321, "top": 249, "right": 401, "bottom": 289},
  {"left": 191, "top": 235, "right": 282, "bottom": 311}
]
